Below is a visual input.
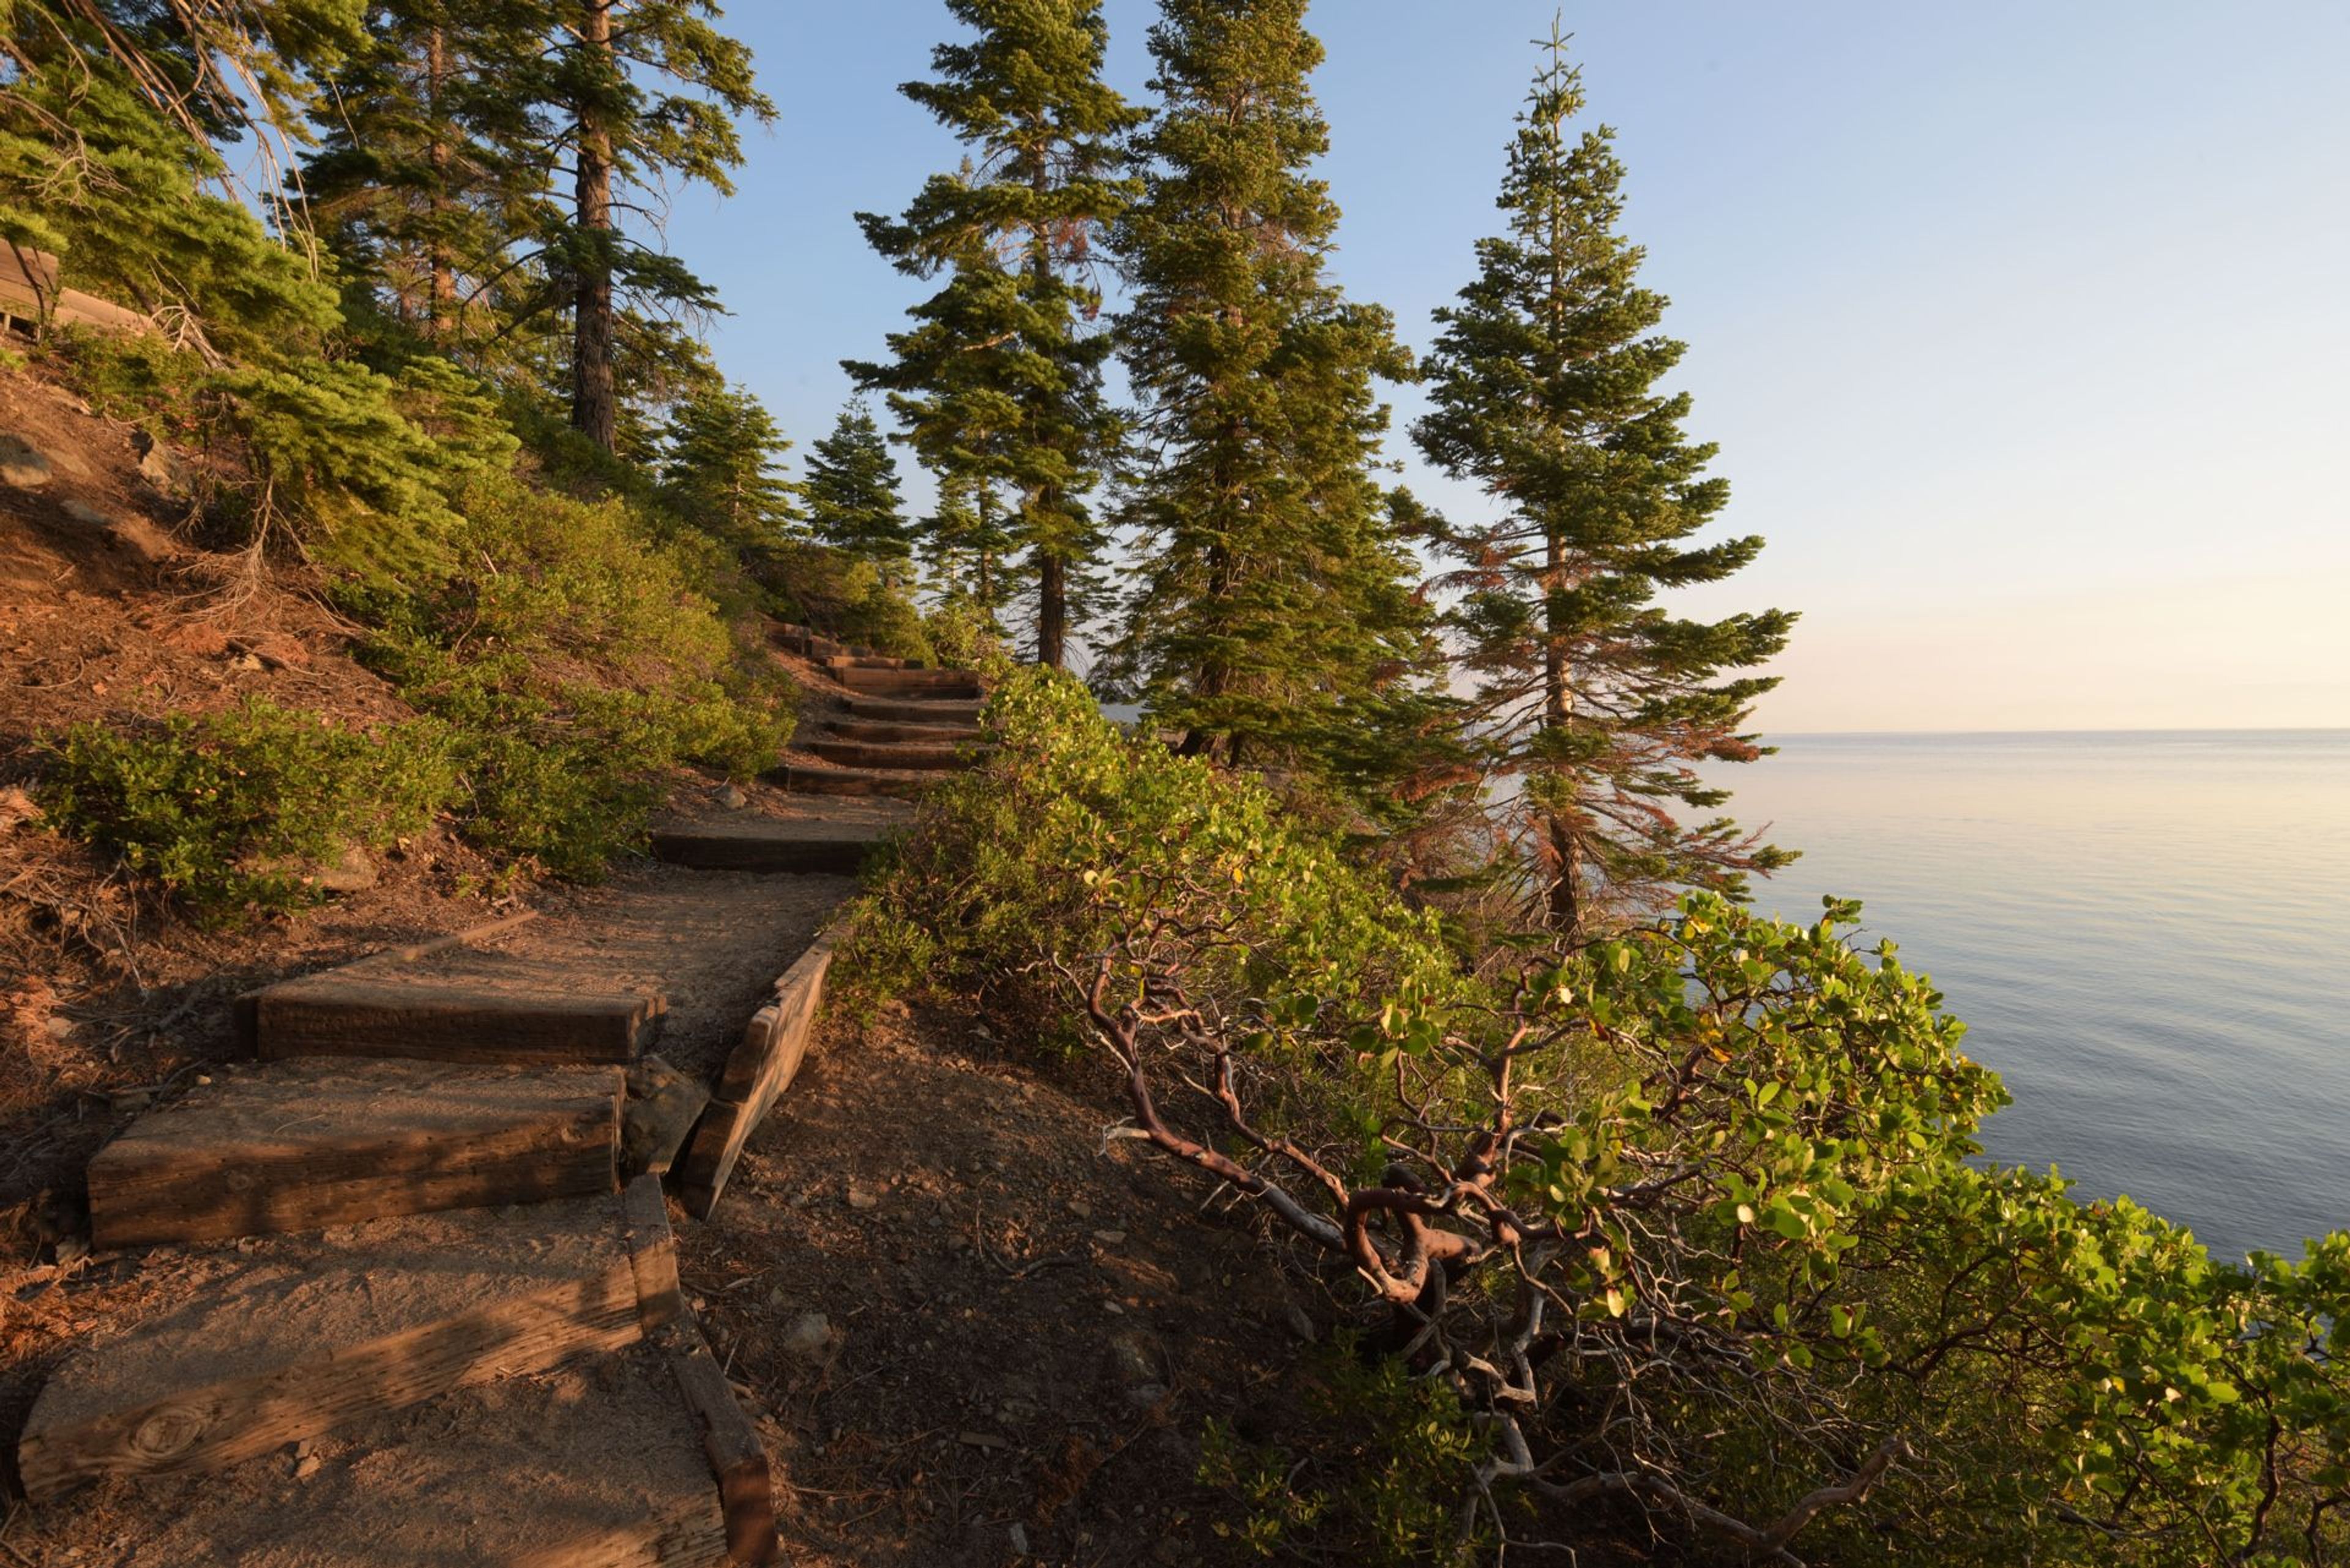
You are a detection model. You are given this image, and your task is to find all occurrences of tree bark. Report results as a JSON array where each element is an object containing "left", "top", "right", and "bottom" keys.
[
  {"left": 1542, "top": 525, "right": 1581, "bottom": 938},
  {"left": 425, "top": 24, "right": 456, "bottom": 337},
  {"left": 569, "top": 0, "right": 618, "bottom": 452},
  {"left": 1037, "top": 553, "right": 1066, "bottom": 669}
]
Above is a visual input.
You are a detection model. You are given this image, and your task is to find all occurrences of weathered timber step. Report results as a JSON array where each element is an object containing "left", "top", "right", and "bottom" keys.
[
  {"left": 822, "top": 715, "right": 982, "bottom": 745},
  {"left": 252, "top": 971, "right": 663, "bottom": 1065},
  {"left": 822, "top": 652, "right": 926, "bottom": 672},
  {"left": 768, "top": 762, "right": 933, "bottom": 801},
  {"left": 677, "top": 931, "right": 835, "bottom": 1220},
  {"left": 830, "top": 665, "right": 982, "bottom": 698},
  {"left": 649, "top": 820, "right": 892, "bottom": 875},
  {"left": 801, "top": 737, "right": 985, "bottom": 772},
  {"left": 45, "top": 1334, "right": 762, "bottom": 1567},
  {"left": 18, "top": 1179, "right": 679, "bottom": 1499},
  {"left": 86, "top": 1058, "right": 622, "bottom": 1249},
  {"left": 834, "top": 692, "right": 985, "bottom": 724}
]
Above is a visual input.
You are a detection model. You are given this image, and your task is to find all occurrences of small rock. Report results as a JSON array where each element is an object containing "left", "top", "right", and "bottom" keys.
[
  {"left": 957, "top": 1431, "right": 1008, "bottom": 1450},
  {"left": 1091, "top": 1230, "right": 1125, "bottom": 1245},
  {"left": 718, "top": 783, "right": 748, "bottom": 810},
  {"left": 1106, "top": 1331, "right": 1158, "bottom": 1387},
  {"left": 231, "top": 652, "right": 264, "bottom": 671},
  {"left": 1007, "top": 1523, "right": 1029, "bottom": 1557},
  {"left": 1125, "top": 1380, "right": 1168, "bottom": 1412},
  {"left": 109, "top": 1088, "right": 154, "bottom": 1114},
  {"left": 60, "top": 498, "right": 111, "bottom": 529},
  {"left": 132, "top": 429, "right": 190, "bottom": 495},
  {"left": 41, "top": 1015, "right": 74, "bottom": 1041},
  {"left": 1065, "top": 1198, "right": 1093, "bottom": 1221},
  {"left": 1284, "top": 1304, "right": 1318, "bottom": 1344},
  {"left": 845, "top": 1182, "right": 882, "bottom": 1211},
  {"left": 293, "top": 1452, "right": 321, "bottom": 1480},
  {"left": 780, "top": 1311, "right": 832, "bottom": 1361},
  {"left": 53, "top": 1236, "right": 88, "bottom": 1266},
  {"left": 0, "top": 433, "right": 52, "bottom": 488},
  {"left": 314, "top": 844, "right": 377, "bottom": 893}
]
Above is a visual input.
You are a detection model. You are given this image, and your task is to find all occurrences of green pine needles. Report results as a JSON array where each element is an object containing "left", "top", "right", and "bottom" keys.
[{"left": 1415, "top": 31, "right": 1796, "bottom": 936}]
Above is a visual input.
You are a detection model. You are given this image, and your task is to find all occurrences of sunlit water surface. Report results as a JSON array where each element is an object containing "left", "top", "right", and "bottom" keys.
[{"left": 1726, "top": 731, "right": 2350, "bottom": 1264}]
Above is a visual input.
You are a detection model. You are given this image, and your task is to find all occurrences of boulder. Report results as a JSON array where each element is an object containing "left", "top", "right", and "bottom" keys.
[{"left": 0, "top": 432, "right": 52, "bottom": 488}]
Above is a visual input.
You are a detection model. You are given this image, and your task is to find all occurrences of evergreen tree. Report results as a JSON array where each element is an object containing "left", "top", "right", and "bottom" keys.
[
  {"left": 545, "top": 0, "right": 771, "bottom": 450},
  {"left": 920, "top": 465, "right": 1016, "bottom": 625},
  {"left": 1413, "top": 33, "right": 1796, "bottom": 938},
  {"left": 298, "top": 1, "right": 553, "bottom": 346},
  {"left": 1108, "top": 0, "right": 1435, "bottom": 780},
  {"left": 851, "top": 0, "right": 1141, "bottom": 668},
  {"left": 659, "top": 379, "right": 799, "bottom": 546},
  {"left": 802, "top": 401, "right": 914, "bottom": 576}
]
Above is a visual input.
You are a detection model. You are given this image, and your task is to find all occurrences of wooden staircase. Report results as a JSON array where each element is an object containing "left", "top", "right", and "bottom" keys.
[{"left": 12, "top": 624, "right": 999, "bottom": 1562}]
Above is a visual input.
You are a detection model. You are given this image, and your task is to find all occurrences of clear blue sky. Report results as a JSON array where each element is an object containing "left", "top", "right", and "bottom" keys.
[{"left": 664, "top": 1, "right": 2350, "bottom": 734}]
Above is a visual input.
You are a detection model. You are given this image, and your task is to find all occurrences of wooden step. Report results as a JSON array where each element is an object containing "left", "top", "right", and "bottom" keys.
[
  {"left": 769, "top": 763, "right": 933, "bottom": 801},
  {"left": 18, "top": 1179, "right": 680, "bottom": 1499},
  {"left": 251, "top": 973, "right": 663, "bottom": 1065},
  {"left": 832, "top": 665, "right": 982, "bottom": 698},
  {"left": 822, "top": 715, "right": 981, "bottom": 745},
  {"left": 801, "top": 737, "right": 982, "bottom": 772},
  {"left": 677, "top": 931, "right": 835, "bottom": 1220},
  {"left": 32, "top": 1334, "right": 760, "bottom": 1566},
  {"left": 824, "top": 652, "right": 926, "bottom": 672},
  {"left": 835, "top": 692, "right": 985, "bottom": 724},
  {"left": 649, "top": 820, "right": 891, "bottom": 875},
  {"left": 86, "top": 1058, "right": 622, "bottom": 1248}
]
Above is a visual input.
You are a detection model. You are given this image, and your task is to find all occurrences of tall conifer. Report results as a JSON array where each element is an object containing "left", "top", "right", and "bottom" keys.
[
  {"left": 851, "top": 0, "right": 1141, "bottom": 668},
  {"left": 660, "top": 379, "right": 799, "bottom": 546},
  {"left": 546, "top": 0, "right": 771, "bottom": 450},
  {"left": 803, "top": 401, "right": 915, "bottom": 577},
  {"left": 1108, "top": 0, "right": 1433, "bottom": 779},
  {"left": 1414, "top": 34, "right": 1796, "bottom": 938}
]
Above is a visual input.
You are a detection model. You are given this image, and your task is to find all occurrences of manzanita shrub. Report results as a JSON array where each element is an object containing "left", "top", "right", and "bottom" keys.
[{"left": 862, "top": 673, "right": 2350, "bottom": 1565}]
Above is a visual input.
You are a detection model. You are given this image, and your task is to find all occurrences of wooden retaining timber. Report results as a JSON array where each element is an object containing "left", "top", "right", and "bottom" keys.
[
  {"left": 253, "top": 977, "right": 662, "bottom": 1063},
  {"left": 802, "top": 737, "right": 982, "bottom": 772},
  {"left": 822, "top": 716, "right": 980, "bottom": 745},
  {"left": 649, "top": 820, "right": 889, "bottom": 875},
  {"left": 832, "top": 665, "right": 982, "bottom": 699},
  {"left": 676, "top": 931, "right": 838, "bottom": 1220},
  {"left": 85, "top": 1058, "right": 622, "bottom": 1248},
  {"left": 658, "top": 1313, "right": 779, "bottom": 1565},
  {"left": 0, "top": 243, "right": 158, "bottom": 337},
  {"left": 18, "top": 1179, "right": 679, "bottom": 1499},
  {"left": 834, "top": 692, "right": 985, "bottom": 724},
  {"left": 767, "top": 762, "right": 933, "bottom": 801}
]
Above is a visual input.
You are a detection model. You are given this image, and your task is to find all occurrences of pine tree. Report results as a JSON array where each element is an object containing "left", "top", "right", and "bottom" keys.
[
  {"left": 850, "top": 0, "right": 1141, "bottom": 668},
  {"left": 298, "top": 1, "right": 553, "bottom": 347},
  {"left": 921, "top": 465, "right": 1016, "bottom": 625},
  {"left": 660, "top": 379, "right": 799, "bottom": 547},
  {"left": 802, "top": 401, "right": 914, "bottom": 576},
  {"left": 545, "top": 0, "right": 772, "bottom": 450},
  {"left": 1413, "top": 32, "right": 1797, "bottom": 939},
  {"left": 1108, "top": 0, "right": 1434, "bottom": 782}
]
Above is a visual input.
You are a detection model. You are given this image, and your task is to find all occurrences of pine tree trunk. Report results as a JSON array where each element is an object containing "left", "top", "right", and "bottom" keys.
[
  {"left": 1541, "top": 525, "right": 1580, "bottom": 936},
  {"left": 570, "top": 0, "right": 618, "bottom": 452},
  {"left": 425, "top": 25, "right": 457, "bottom": 337},
  {"left": 1038, "top": 553, "right": 1066, "bottom": 669}
]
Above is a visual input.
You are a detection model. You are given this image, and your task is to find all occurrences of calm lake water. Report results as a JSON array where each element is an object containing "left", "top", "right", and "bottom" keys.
[{"left": 1726, "top": 731, "right": 2350, "bottom": 1265}]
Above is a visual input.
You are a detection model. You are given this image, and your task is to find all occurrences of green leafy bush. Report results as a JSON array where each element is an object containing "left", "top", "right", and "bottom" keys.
[
  {"left": 38, "top": 697, "right": 455, "bottom": 922},
  {"left": 848, "top": 665, "right": 1458, "bottom": 1035},
  {"left": 758, "top": 541, "right": 933, "bottom": 662},
  {"left": 357, "top": 470, "right": 794, "bottom": 876},
  {"left": 864, "top": 690, "right": 2350, "bottom": 1564}
]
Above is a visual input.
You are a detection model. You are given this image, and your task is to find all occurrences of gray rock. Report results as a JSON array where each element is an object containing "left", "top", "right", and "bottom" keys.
[
  {"left": 1007, "top": 1523, "right": 1029, "bottom": 1558},
  {"left": 1105, "top": 1330, "right": 1160, "bottom": 1387},
  {"left": 780, "top": 1312, "right": 832, "bottom": 1361},
  {"left": 619, "top": 1054, "right": 711, "bottom": 1178},
  {"left": 845, "top": 1181, "right": 882, "bottom": 1211},
  {"left": 132, "top": 428, "right": 190, "bottom": 495},
  {"left": 718, "top": 783, "right": 749, "bottom": 809},
  {"left": 314, "top": 843, "right": 378, "bottom": 892},
  {"left": 0, "top": 433, "right": 51, "bottom": 488}
]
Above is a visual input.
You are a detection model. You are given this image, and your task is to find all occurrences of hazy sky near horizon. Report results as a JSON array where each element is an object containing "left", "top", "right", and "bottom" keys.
[{"left": 666, "top": 2, "right": 2349, "bottom": 735}]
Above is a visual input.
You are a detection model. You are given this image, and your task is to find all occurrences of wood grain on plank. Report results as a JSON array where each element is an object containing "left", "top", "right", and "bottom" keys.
[
  {"left": 86, "top": 1060, "right": 621, "bottom": 1248},
  {"left": 255, "top": 977, "right": 661, "bottom": 1064},
  {"left": 675, "top": 935, "right": 837, "bottom": 1219},
  {"left": 621, "top": 1174, "right": 685, "bottom": 1332},
  {"left": 658, "top": 1315, "right": 778, "bottom": 1567},
  {"left": 19, "top": 1197, "right": 653, "bottom": 1497}
]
